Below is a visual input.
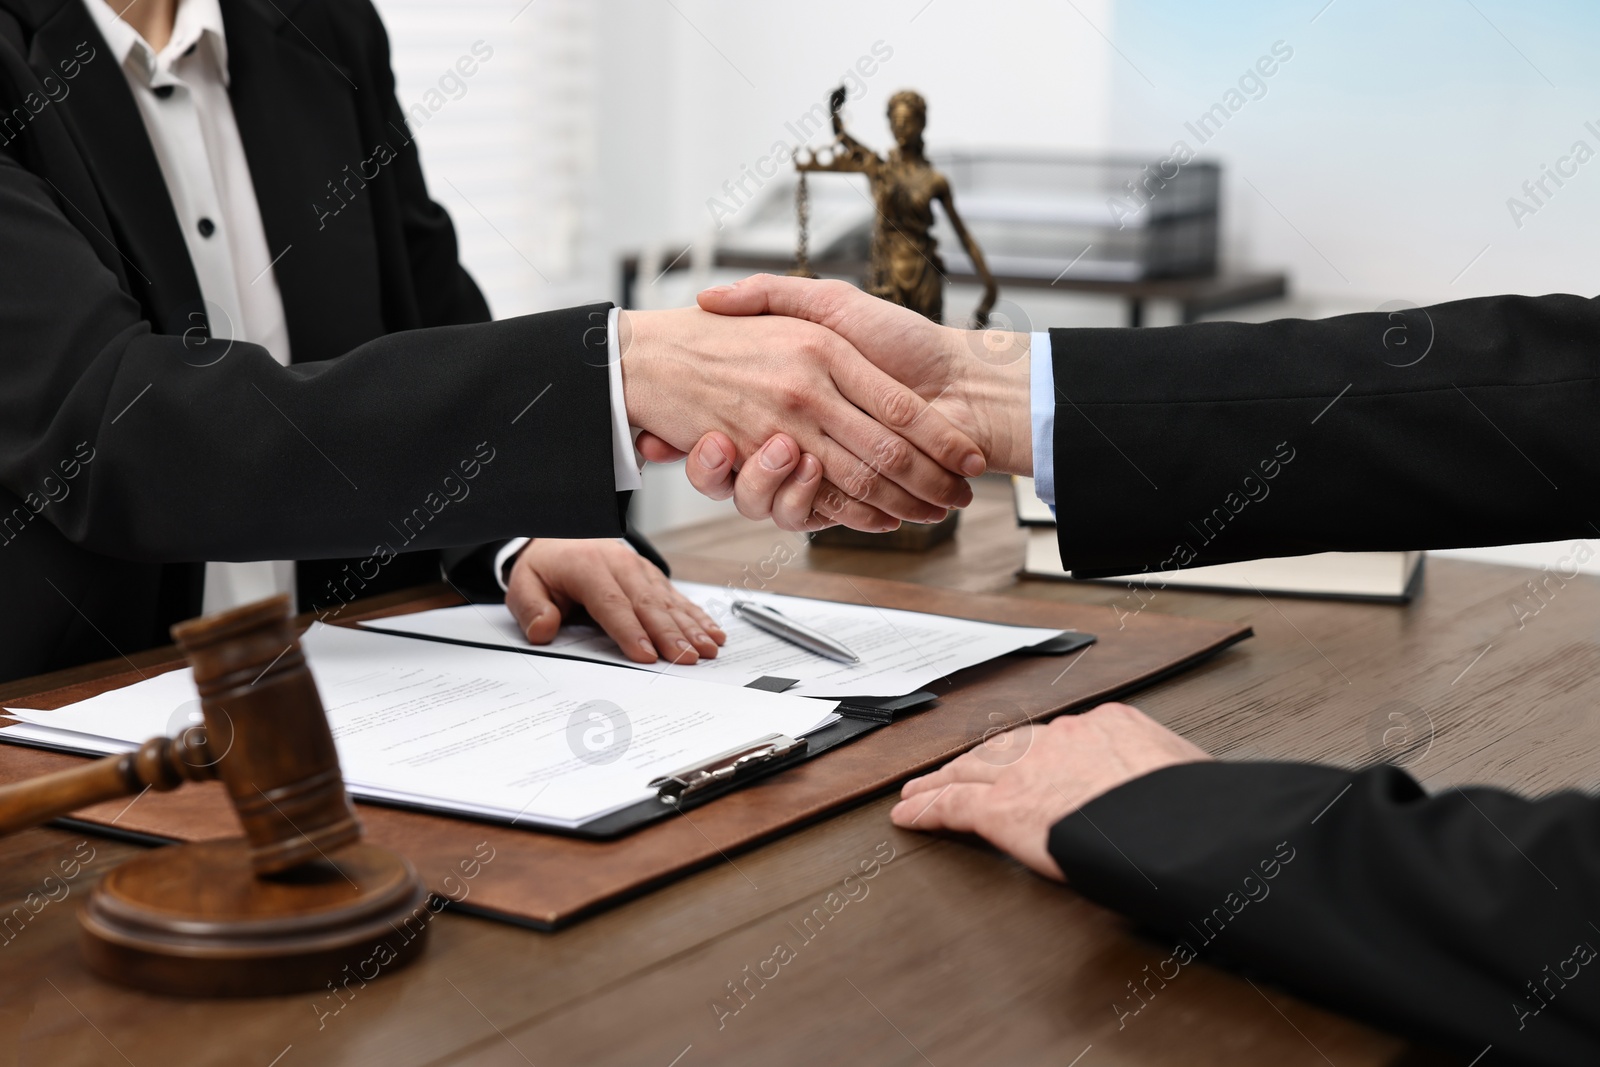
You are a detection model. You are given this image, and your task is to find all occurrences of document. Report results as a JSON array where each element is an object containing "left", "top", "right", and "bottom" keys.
[
  {"left": 360, "top": 581, "right": 1066, "bottom": 698},
  {"left": 1, "top": 624, "right": 839, "bottom": 830}
]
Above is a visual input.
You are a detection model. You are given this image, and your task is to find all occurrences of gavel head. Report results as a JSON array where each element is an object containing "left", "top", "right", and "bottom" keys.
[{"left": 170, "top": 596, "right": 360, "bottom": 876}]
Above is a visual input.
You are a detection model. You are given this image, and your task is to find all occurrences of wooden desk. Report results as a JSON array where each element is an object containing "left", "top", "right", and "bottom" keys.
[
  {"left": 5, "top": 477, "right": 1594, "bottom": 1065},
  {"left": 619, "top": 249, "right": 1289, "bottom": 328}
]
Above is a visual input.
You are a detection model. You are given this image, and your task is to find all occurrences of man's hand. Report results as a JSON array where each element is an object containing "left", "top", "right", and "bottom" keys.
[
  {"left": 505, "top": 538, "right": 725, "bottom": 665},
  {"left": 888, "top": 703, "right": 1212, "bottom": 881},
  {"left": 620, "top": 305, "right": 986, "bottom": 532},
  {"left": 633, "top": 277, "right": 1035, "bottom": 530}
]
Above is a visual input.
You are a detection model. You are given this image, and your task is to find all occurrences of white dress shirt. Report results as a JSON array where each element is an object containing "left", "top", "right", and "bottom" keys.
[
  {"left": 85, "top": 0, "right": 291, "bottom": 368},
  {"left": 83, "top": 0, "right": 639, "bottom": 610},
  {"left": 86, "top": 0, "right": 295, "bottom": 615}
]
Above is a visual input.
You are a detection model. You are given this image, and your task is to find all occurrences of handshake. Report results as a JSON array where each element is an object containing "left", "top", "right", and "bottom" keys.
[{"left": 619, "top": 274, "right": 1035, "bottom": 531}]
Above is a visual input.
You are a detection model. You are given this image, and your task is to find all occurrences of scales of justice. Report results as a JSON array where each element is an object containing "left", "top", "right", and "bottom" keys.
[
  {"left": 790, "top": 86, "right": 997, "bottom": 549},
  {"left": 791, "top": 86, "right": 998, "bottom": 329}
]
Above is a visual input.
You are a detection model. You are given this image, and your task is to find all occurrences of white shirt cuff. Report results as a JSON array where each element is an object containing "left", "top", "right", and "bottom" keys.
[
  {"left": 1030, "top": 330, "right": 1056, "bottom": 512},
  {"left": 492, "top": 537, "right": 531, "bottom": 593},
  {"left": 608, "top": 307, "right": 643, "bottom": 493}
]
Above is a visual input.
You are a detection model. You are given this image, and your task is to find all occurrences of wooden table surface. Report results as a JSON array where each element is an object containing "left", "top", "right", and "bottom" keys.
[{"left": 4, "top": 476, "right": 1595, "bottom": 1066}]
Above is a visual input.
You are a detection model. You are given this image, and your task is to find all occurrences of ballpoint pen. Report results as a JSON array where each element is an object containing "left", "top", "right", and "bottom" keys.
[{"left": 731, "top": 600, "right": 861, "bottom": 665}]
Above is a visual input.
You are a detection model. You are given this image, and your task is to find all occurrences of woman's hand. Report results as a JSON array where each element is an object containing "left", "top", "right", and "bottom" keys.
[{"left": 504, "top": 538, "right": 725, "bottom": 665}]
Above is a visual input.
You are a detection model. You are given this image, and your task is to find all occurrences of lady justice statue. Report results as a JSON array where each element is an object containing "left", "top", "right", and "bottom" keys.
[{"left": 794, "top": 87, "right": 998, "bottom": 328}]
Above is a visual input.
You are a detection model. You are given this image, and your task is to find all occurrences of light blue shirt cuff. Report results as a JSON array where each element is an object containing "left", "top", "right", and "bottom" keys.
[{"left": 1030, "top": 331, "right": 1056, "bottom": 512}]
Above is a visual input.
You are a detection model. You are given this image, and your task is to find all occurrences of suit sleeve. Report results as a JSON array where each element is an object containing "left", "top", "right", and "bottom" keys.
[
  {"left": 1048, "top": 297, "right": 1600, "bottom": 577},
  {"left": 0, "top": 151, "right": 627, "bottom": 563},
  {"left": 1048, "top": 762, "right": 1600, "bottom": 1065}
]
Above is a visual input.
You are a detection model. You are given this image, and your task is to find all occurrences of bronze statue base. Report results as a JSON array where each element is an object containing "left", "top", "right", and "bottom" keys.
[{"left": 808, "top": 510, "right": 959, "bottom": 552}]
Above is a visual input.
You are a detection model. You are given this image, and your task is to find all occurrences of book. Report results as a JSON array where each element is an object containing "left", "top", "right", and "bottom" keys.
[
  {"left": 1013, "top": 477, "right": 1423, "bottom": 603},
  {"left": 1013, "top": 474, "right": 1057, "bottom": 527}
]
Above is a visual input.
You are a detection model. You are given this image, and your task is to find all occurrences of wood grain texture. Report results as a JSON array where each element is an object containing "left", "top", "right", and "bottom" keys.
[{"left": 3, "top": 476, "right": 1591, "bottom": 1064}]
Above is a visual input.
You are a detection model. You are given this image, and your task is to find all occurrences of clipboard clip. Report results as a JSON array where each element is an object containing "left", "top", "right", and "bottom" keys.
[{"left": 648, "top": 733, "right": 808, "bottom": 805}]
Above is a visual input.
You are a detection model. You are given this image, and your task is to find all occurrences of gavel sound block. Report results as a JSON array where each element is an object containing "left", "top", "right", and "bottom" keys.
[{"left": 0, "top": 596, "right": 431, "bottom": 997}]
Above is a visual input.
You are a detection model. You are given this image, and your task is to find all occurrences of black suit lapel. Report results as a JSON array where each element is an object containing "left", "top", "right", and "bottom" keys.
[
  {"left": 221, "top": 0, "right": 385, "bottom": 365},
  {"left": 15, "top": 0, "right": 389, "bottom": 361},
  {"left": 29, "top": 0, "right": 203, "bottom": 335}
]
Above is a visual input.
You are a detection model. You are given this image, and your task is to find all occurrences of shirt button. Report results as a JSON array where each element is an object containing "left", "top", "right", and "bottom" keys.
[
  {"left": 153, "top": 85, "right": 175, "bottom": 99},
  {"left": 197, "top": 217, "right": 216, "bottom": 238}
]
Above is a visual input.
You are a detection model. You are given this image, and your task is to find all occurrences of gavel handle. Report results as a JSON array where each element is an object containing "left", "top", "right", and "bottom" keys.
[{"left": 0, "top": 736, "right": 214, "bottom": 837}]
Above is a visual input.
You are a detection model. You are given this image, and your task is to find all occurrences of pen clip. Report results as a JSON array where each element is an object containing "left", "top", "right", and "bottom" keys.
[{"left": 647, "top": 733, "right": 808, "bottom": 805}]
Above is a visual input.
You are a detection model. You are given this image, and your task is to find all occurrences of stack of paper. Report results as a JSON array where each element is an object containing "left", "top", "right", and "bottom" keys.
[
  {"left": 359, "top": 581, "right": 1065, "bottom": 698},
  {"left": 1, "top": 625, "right": 840, "bottom": 831}
]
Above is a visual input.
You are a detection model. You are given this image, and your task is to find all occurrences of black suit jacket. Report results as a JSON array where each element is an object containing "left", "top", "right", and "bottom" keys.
[
  {"left": 0, "top": 0, "right": 629, "bottom": 683},
  {"left": 1042, "top": 299, "right": 1600, "bottom": 1065}
]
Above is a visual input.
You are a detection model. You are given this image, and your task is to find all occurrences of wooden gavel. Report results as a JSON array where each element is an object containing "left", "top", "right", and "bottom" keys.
[
  {"left": 0, "top": 595, "right": 359, "bottom": 874},
  {"left": 0, "top": 596, "right": 430, "bottom": 996}
]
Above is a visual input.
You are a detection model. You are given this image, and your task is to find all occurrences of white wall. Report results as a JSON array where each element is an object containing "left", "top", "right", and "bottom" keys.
[
  {"left": 1104, "top": 0, "right": 1600, "bottom": 308},
  {"left": 383, "top": 0, "right": 1600, "bottom": 315},
  {"left": 593, "top": 0, "right": 1115, "bottom": 258}
]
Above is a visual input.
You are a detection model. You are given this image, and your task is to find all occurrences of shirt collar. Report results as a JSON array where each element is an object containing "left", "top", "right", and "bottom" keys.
[{"left": 84, "top": 0, "right": 231, "bottom": 89}]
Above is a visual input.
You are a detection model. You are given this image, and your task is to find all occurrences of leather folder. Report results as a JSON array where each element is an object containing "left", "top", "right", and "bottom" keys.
[{"left": 0, "top": 559, "right": 1250, "bottom": 930}]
